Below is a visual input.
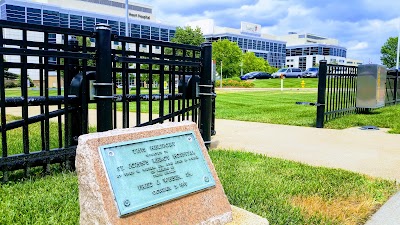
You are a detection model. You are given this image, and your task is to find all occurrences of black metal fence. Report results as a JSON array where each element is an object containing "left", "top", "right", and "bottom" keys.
[
  {"left": 0, "top": 21, "right": 214, "bottom": 181},
  {"left": 316, "top": 60, "right": 358, "bottom": 128},
  {"left": 386, "top": 69, "right": 400, "bottom": 105},
  {"left": 316, "top": 61, "right": 400, "bottom": 128}
]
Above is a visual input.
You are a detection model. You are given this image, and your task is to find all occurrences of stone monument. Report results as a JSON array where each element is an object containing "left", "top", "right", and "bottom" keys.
[{"left": 76, "top": 121, "right": 233, "bottom": 225}]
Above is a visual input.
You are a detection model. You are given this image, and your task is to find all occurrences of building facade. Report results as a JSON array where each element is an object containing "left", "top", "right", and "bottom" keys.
[
  {"left": 0, "top": 0, "right": 177, "bottom": 86},
  {"left": 279, "top": 32, "right": 362, "bottom": 70},
  {"left": 187, "top": 19, "right": 286, "bottom": 68}
]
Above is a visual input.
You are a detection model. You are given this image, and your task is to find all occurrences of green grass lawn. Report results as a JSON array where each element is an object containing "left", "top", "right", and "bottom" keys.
[
  {"left": 211, "top": 150, "right": 399, "bottom": 225},
  {"left": 0, "top": 150, "right": 398, "bottom": 225},
  {"left": 5, "top": 87, "right": 400, "bottom": 133},
  {"left": 324, "top": 105, "right": 400, "bottom": 133},
  {"left": 4, "top": 87, "right": 160, "bottom": 97},
  {"left": 251, "top": 78, "right": 318, "bottom": 88},
  {"left": 216, "top": 90, "right": 400, "bottom": 133},
  {"left": 216, "top": 90, "right": 317, "bottom": 127},
  {"left": 4, "top": 88, "right": 61, "bottom": 97}
]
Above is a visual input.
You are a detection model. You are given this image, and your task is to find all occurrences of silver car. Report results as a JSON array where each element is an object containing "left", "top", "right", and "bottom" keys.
[
  {"left": 303, "top": 67, "right": 319, "bottom": 78},
  {"left": 272, "top": 68, "right": 303, "bottom": 78}
]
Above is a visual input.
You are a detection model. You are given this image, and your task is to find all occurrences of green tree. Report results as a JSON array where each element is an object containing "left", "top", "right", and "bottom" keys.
[
  {"left": 212, "top": 39, "right": 243, "bottom": 78},
  {"left": 381, "top": 37, "right": 399, "bottom": 68},
  {"left": 171, "top": 26, "right": 205, "bottom": 46},
  {"left": 264, "top": 61, "right": 278, "bottom": 74},
  {"left": 267, "top": 65, "right": 279, "bottom": 74},
  {"left": 242, "top": 52, "right": 267, "bottom": 74}
]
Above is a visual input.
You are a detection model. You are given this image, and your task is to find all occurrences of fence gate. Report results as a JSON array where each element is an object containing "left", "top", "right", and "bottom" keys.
[
  {"left": 0, "top": 21, "right": 215, "bottom": 181},
  {"left": 316, "top": 61, "right": 400, "bottom": 128},
  {"left": 316, "top": 60, "right": 358, "bottom": 128}
]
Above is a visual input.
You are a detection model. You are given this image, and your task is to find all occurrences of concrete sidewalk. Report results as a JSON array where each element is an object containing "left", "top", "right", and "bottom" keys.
[
  {"left": 6, "top": 107, "right": 400, "bottom": 182},
  {"left": 211, "top": 119, "right": 400, "bottom": 182}
]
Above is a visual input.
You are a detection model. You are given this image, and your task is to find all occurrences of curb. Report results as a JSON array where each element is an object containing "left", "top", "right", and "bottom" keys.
[{"left": 365, "top": 191, "right": 400, "bottom": 225}]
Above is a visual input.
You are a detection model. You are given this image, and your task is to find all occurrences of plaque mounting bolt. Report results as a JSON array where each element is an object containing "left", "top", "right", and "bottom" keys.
[
  {"left": 204, "top": 176, "right": 209, "bottom": 182},
  {"left": 108, "top": 151, "right": 114, "bottom": 156},
  {"left": 124, "top": 200, "right": 131, "bottom": 207},
  {"left": 187, "top": 136, "right": 193, "bottom": 142}
]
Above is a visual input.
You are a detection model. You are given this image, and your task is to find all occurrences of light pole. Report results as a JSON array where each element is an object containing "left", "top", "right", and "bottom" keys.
[
  {"left": 125, "top": 0, "right": 129, "bottom": 37},
  {"left": 240, "top": 61, "right": 243, "bottom": 77},
  {"left": 397, "top": 18, "right": 400, "bottom": 69},
  {"left": 220, "top": 61, "right": 223, "bottom": 88}
]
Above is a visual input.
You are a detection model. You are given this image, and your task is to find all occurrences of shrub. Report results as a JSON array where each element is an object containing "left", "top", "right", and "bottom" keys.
[
  {"left": 4, "top": 80, "right": 19, "bottom": 88},
  {"left": 215, "top": 78, "right": 255, "bottom": 88},
  {"left": 230, "top": 77, "right": 241, "bottom": 82}
]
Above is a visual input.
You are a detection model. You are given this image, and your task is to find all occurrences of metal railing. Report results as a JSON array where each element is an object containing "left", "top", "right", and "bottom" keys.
[
  {"left": 316, "top": 60, "right": 358, "bottom": 128},
  {"left": 0, "top": 20, "right": 214, "bottom": 181},
  {"left": 385, "top": 69, "right": 400, "bottom": 105}
]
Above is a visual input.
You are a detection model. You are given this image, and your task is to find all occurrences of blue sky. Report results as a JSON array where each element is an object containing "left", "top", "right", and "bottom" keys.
[{"left": 134, "top": 0, "right": 400, "bottom": 64}]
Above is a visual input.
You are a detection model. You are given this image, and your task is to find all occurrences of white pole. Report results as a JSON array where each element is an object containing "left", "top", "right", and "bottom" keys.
[
  {"left": 240, "top": 61, "right": 243, "bottom": 77},
  {"left": 125, "top": 0, "right": 129, "bottom": 37},
  {"left": 396, "top": 18, "right": 400, "bottom": 69},
  {"left": 220, "top": 61, "right": 223, "bottom": 88}
]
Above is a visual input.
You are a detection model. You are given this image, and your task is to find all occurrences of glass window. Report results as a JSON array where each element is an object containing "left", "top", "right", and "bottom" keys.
[
  {"left": 151, "top": 27, "right": 159, "bottom": 40},
  {"left": 243, "top": 39, "right": 248, "bottom": 49},
  {"left": 6, "top": 5, "right": 25, "bottom": 23},
  {"left": 108, "top": 20, "right": 118, "bottom": 35},
  {"left": 120, "top": 22, "right": 125, "bottom": 36},
  {"left": 131, "top": 24, "right": 140, "bottom": 38},
  {"left": 27, "top": 8, "right": 41, "bottom": 25},
  {"left": 70, "top": 14, "right": 82, "bottom": 30},
  {"left": 83, "top": 17, "right": 95, "bottom": 31},
  {"left": 43, "top": 10, "right": 59, "bottom": 27},
  {"left": 266, "top": 42, "right": 270, "bottom": 51},
  {"left": 237, "top": 38, "right": 243, "bottom": 48},
  {"left": 96, "top": 18, "right": 107, "bottom": 25},
  {"left": 141, "top": 25, "right": 150, "bottom": 39},
  {"left": 169, "top": 29, "right": 175, "bottom": 40},
  {"left": 160, "top": 28, "right": 168, "bottom": 41},
  {"left": 60, "top": 13, "right": 69, "bottom": 28}
]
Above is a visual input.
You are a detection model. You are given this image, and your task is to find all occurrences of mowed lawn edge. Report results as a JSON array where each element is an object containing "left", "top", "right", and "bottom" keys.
[
  {"left": 4, "top": 88, "right": 400, "bottom": 133},
  {"left": 0, "top": 150, "right": 398, "bottom": 225},
  {"left": 216, "top": 90, "right": 400, "bottom": 133}
]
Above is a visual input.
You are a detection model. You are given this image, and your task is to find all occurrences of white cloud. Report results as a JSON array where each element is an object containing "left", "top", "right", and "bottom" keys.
[
  {"left": 131, "top": 0, "right": 400, "bottom": 64},
  {"left": 347, "top": 42, "right": 369, "bottom": 51}
]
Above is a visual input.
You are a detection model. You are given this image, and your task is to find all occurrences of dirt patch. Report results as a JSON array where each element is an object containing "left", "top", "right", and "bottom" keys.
[{"left": 291, "top": 195, "right": 380, "bottom": 225}]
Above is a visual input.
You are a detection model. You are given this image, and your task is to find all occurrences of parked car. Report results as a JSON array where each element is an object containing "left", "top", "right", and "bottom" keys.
[
  {"left": 253, "top": 71, "right": 272, "bottom": 79},
  {"left": 303, "top": 67, "right": 319, "bottom": 78},
  {"left": 272, "top": 68, "right": 303, "bottom": 78},
  {"left": 240, "top": 72, "right": 257, "bottom": 80}
]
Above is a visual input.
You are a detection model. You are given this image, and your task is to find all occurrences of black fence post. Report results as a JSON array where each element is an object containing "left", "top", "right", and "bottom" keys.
[
  {"left": 316, "top": 60, "right": 327, "bottom": 128},
  {"left": 200, "top": 42, "right": 212, "bottom": 148},
  {"left": 95, "top": 24, "right": 113, "bottom": 132},
  {"left": 395, "top": 69, "right": 399, "bottom": 104},
  {"left": 67, "top": 36, "right": 81, "bottom": 146}
]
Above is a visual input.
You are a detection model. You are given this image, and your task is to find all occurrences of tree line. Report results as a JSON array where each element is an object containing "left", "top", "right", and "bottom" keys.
[{"left": 172, "top": 26, "right": 279, "bottom": 78}]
